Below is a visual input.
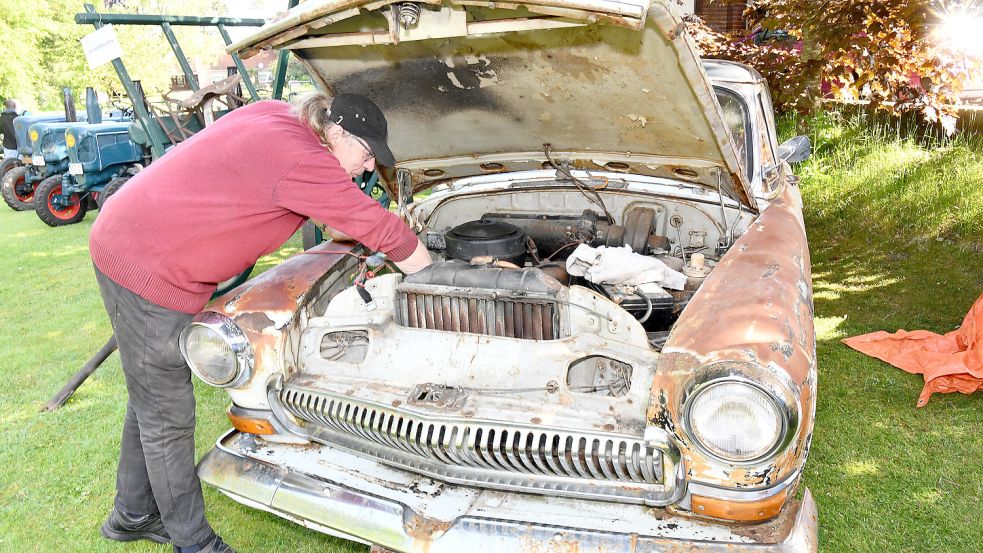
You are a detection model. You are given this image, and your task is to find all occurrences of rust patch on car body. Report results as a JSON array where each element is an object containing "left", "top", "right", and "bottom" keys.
[
  {"left": 206, "top": 241, "right": 360, "bottom": 392},
  {"left": 648, "top": 182, "right": 816, "bottom": 496},
  {"left": 404, "top": 512, "right": 454, "bottom": 541},
  {"left": 213, "top": 240, "right": 359, "bottom": 318}
]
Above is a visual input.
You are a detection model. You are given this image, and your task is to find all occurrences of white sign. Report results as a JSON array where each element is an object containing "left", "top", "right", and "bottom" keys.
[{"left": 80, "top": 25, "right": 124, "bottom": 69}]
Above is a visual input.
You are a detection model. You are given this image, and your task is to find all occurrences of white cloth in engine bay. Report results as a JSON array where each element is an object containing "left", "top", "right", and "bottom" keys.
[{"left": 565, "top": 244, "right": 687, "bottom": 290}]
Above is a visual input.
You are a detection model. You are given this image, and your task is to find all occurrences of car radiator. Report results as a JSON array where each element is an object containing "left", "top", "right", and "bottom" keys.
[{"left": 395, "top": 261, "right": 565, "bottom": 341}]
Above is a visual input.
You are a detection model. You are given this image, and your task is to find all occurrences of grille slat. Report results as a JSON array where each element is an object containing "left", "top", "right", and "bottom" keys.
[
  {"left": 407, "top": 294, "right": 418, "bottom": 328},
  {"left": 530, "top": 434, "right": 552, "bottom": 475},
  {"left": 641, "top": 447, "right": 657, "bottom": 484},
  {"left": 612, "top": 442, "right": 629, "bottom": 482},
  {"left": 381, "top": 413, "right": 404, "bottom": 452},
  {"left": 542, "top": 435, "right": 566, "bottom": 476},
  {"left": 570, "top": 437, "right": 590, "bottom": 479},
  {"left": 556, "top": 435, "right": 577, "bottom": 477},
  {"left": 501, "top": 430, "right": 532, "bottom": 475},
  {"left": 599, "top": 441, "right": 617, "bottom": 480},
  {"left": 279, "top": 388, "right": 667, "bottom": 502},
  {"left": 453, "top": 427, "right": 480, "bottom": 468},
  {"left": 466, "top": 428, "right": 492, "bottom": 470},
  {"left": 626, "top": 444, "right": 642, "bottom": 482},
  {"left": 424, "top": 295, "right": 436, "bottom": 329},
  {"left": 517, "top": 433, "right": 545, "bottom": 475},
  {"left": 399, "top": 291, "right": 557, "bottom": 341}
]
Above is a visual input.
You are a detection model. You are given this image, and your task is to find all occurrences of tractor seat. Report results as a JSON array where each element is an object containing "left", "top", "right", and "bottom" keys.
[{"left": 179, "top": 74, "right": 244, "bottom": 111}]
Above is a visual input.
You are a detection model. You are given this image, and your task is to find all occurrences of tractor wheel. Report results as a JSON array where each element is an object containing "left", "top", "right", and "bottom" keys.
[
  {"left": 2, "top": 166, "right": 34, "bottom": 211},
  {"left": 97, "top": 176, "right": 129, "bottom": 209},
  {"left": 35, "top": 175, "right": 88, "bottom": 227},
  {"left": 0, "top": 156, "right": 21, "bottom": 181}
]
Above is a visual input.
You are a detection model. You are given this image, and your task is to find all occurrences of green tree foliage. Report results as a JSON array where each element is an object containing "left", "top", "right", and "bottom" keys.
[
  {"left": 686, "top": 0, "right": 981, "bottom": 131},
  {"left": 0, "top": 0, "right": 56, "bottom": 109},
  {"left": 0, "top": 0, "right": 239, "bottom": 111}
]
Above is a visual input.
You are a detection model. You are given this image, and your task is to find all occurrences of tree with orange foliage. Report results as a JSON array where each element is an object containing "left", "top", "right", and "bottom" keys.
[{"left": 686, "top": 1, "right": 981, "bottom": 132}]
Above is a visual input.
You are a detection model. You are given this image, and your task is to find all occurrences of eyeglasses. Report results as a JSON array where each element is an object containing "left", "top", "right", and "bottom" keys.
[{"left": 349, "top": 133, "right": 375, "bottom": 164}]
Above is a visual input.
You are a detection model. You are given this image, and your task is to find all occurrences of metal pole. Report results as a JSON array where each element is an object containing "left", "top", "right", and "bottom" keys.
[
  {"left": 217, "top": 24, "right": 260, "bottom": 101},
  {"left": 43, "top": 335, "right": 117, "bottom": 411},
  {"left": 160, "top": 22, "right": 199, "bottom": 91},
  {"left": 75, "top": 12, "right": 265, "bottom": 27},
  {"left": 82, "top": 4, "right": 169, "bottom": 158},
  {"left": 272, "top": 0, "right": 300, "bottom": 101}
]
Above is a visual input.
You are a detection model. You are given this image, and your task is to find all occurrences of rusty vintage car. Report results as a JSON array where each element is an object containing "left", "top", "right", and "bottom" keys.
[{"left": 185, "top": 1, "right": 818, "bottom": 550}]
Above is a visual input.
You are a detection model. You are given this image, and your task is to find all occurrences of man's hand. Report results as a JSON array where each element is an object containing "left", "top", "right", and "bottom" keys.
[{"left": 393, "top": 240, "right": 432, "bottom": 275}]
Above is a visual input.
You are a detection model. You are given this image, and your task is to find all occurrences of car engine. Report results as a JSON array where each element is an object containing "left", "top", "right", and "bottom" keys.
[{"left": 406, "top": 208, "right": 717, "bottom": 348}]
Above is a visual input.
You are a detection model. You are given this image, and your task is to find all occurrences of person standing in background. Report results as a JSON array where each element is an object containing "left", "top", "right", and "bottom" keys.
[{"left": 1, "top": 99, "right": 19, "bottom": 160}]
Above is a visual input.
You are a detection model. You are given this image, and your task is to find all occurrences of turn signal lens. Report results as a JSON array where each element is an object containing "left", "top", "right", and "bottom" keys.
[
  {"left": 227, "top": 409, "right": 275, "bottom": 435},
  {"left": 691, "top": 488, "right": 789, "bottom": 522}
]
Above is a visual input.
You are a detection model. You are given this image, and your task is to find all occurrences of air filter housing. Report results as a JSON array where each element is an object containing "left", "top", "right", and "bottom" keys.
[{"left": 444, "top": 219, "right": 527, "bottom": 266}]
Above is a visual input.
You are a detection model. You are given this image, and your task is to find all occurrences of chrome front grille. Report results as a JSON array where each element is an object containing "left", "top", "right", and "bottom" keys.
[
  {"left": 397, "top": 290, "right": 558, "bottom": 340},
  {"left": 276, "top": 385, "right": 676, "bottom": 505}
]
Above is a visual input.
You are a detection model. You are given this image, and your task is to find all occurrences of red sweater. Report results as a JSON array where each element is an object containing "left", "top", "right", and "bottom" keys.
[{"left": 90, "top": 100, "right": 418, "bottom": 314}]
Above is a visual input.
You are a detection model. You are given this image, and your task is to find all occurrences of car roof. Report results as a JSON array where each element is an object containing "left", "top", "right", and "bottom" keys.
[{"left": 702, "top": 60, "right": 765, "bottom": 85}]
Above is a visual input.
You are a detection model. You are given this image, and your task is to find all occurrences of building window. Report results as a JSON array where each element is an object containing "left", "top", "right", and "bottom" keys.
[{"left": 694, "top": 1, "right": 748, "bottom": 34}]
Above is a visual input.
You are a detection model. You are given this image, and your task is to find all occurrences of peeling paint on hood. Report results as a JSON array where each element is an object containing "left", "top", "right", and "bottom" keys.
[{"left": 229, "top": 0, "right": 754, "bottom": 205}]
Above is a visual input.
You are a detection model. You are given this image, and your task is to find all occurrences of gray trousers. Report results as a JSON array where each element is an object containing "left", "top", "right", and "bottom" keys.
[{"left": 95, "top": 267, "right": 216, "bottom": 547}]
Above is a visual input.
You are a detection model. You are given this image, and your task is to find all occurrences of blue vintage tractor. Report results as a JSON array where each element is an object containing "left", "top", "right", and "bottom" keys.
[
  {"left": 62, "top": 120, "right": 144, "bottom": 209},
  {"left": 1, "top": 113, "right": 66, "bottom": 210},
  {"left": 27, "top": 120, "right": 92, "bottom": 225},
  {"left": 30, "top": 115, "right": 133, "bottom": 226}
]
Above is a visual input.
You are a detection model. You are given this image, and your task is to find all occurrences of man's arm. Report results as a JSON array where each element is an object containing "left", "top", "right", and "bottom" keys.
[{"left": 275, "top": 154, "right": 432, "bottom": 272}]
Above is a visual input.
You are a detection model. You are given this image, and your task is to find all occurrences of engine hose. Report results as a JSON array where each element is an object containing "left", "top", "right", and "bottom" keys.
[
  {"left": 587, "top": 281, "right": 611, "bottom": 299},
  {"left": 636, "top": 291, "right": 653, "bottom": 324}
]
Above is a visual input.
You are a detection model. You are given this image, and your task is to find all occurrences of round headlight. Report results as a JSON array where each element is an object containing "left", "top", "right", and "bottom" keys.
[
  {"left": 40, "top": 134, "right": 55, "bottom": 156},
  {"left": 179, "top": 312, "right": 253, "bottom": 387},
  {"left": 77, "top": 136, "right": 97, "bottom": 163},
  {"left": 686, "top": 380, "right": 784, "bottom": 463},
  {"left": 65, "top": 132, "right": 76, "bottom": 148}
]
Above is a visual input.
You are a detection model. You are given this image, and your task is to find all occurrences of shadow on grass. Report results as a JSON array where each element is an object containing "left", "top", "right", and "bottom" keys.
[
  {"left": 803, "top": 214, "right": 983, "bottom": 553},
  {"left": 780, "top": 110, "right": 983, "bottom": 552}
]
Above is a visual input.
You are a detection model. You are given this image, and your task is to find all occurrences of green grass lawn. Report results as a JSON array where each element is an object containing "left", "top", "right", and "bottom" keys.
[{"left": 0, "top": 112, "right": 981, "bottom": 552}]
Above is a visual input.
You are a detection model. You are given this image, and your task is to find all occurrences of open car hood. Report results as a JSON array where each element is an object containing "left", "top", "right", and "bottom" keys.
[{"left": 229, "top": 0, "right": 755, "bottom": 206}]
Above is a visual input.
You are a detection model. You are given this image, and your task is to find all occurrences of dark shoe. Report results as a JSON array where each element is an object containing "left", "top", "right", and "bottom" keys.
[
  {"left": 174, "top": 535, "right": 236, "bottom": 553},
  {"left": 101, "top": 506, "right": 170, "bottom": 544}
]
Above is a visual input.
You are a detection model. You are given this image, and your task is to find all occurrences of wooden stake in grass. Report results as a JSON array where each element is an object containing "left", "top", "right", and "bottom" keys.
[{"left": 42, "top": 335, "right": 117, "bottom": 412}]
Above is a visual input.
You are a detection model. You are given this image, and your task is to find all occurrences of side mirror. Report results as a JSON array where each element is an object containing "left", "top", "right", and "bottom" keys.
[{"left": 777, "top": 135, "right": 811, "bottom": 164}]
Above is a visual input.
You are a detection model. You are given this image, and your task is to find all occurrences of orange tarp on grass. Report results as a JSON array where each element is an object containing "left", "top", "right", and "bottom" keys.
[{"left": 842, "top": 293, "right": 983, "bottom": 407}]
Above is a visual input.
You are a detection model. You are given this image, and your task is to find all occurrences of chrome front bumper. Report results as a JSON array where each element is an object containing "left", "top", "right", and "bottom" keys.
[{"left": 199, "top": 430, "right": 818, "bottom": 552}]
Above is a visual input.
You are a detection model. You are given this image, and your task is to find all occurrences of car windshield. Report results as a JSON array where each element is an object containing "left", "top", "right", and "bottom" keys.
[{"left": 713, "top": 88, "right": 752, "bottom": 178}]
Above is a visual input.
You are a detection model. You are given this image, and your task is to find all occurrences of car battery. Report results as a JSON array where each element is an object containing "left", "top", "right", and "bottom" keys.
[{"left": 604, "top": 282, "right": 676, "bottom": 329}]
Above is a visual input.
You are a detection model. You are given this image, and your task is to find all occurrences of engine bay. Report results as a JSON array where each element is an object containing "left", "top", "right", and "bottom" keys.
[
  {"left": 414, "top": 198, "right": 734, "bottom": 347},
  {"left": 304, "top": 181, "right": 755, "bottom": 367}
]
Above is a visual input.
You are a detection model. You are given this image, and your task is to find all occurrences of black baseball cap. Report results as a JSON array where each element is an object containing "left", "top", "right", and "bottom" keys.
[{"left": 327, "top": 93, "right": 395, "bottom": 167}]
